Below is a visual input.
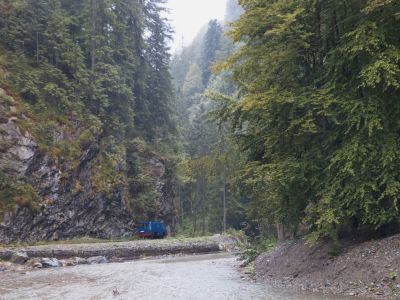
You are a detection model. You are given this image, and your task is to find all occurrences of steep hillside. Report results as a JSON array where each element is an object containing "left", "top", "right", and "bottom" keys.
[{"left": 0, "top": 0, "right": 177, "bottom": 243}]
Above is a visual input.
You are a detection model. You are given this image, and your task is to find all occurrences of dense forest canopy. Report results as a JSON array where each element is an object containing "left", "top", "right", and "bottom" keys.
[
  {"left": 213, "top": 0, "right": 400, "bottom": 242},
  {"left": 0, "top": 0, "right": 399, "bottom": 244},
  {"left": 172, "top": 0, "right": 400, "bottom": 243},
  {"left": 0, "top": 0, "right": 177, "bottom": 224}
]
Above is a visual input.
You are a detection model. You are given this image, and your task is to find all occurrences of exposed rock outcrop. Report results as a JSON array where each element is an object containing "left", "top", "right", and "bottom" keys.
[
  {"left": 0, "top": 88, "right": 36, "bottom": 179},
  {"left": 0, "top": 142, "right": 135, "bottom": 242},
  {"left": 142, "top": 156, "right": 177, "bottom": 235},
  {"left": 0, "top": 88, "right": 177, "bottom": 243}
]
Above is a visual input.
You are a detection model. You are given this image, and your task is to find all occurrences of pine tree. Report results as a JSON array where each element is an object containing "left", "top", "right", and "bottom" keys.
[{"left": 199, "top": 20, "right": 222, "bottom": 85}]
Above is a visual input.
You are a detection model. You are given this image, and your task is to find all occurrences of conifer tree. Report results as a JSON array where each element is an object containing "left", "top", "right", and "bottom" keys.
[
  {"left": 0, "top": 0, "right": 178, "bottom": 223},
  {"left": 199, "top": 20, "right": 222, "bottom": 85}
]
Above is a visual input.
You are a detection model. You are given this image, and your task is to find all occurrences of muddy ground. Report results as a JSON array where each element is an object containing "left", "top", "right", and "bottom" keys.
[{"left": 255, "top": 234, "right": 400, "bottom": 299}]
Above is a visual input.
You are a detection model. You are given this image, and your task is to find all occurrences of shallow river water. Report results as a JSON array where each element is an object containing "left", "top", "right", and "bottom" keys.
[{"left": 0, "top": 253, "right": 356, "bottom": 300}]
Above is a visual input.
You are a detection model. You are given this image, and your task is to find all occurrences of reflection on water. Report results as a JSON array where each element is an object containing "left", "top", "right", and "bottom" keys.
[{"left": 0, "top": 253, "right": 356, "bottom": 300}]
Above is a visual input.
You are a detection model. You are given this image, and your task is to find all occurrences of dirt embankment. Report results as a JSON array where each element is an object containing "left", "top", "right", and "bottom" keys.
[{"left": 255, "top": 234, "right": 400, "bottom": 299}]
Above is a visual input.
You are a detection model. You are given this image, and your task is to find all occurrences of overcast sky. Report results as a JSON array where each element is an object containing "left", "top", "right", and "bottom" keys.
[{"left": 165, "top": 0, "right": 227, "bottom": 53}]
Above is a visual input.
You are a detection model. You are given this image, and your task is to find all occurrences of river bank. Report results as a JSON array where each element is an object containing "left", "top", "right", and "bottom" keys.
[
  {"left": 0, "top": 252, "right": 356, "bottom": 300},
  {"left": 255, "top": 234, "right": 400, "bottom": 299},
  {"left": 0, "top": 235, "right": 238, "bottom": 272}
]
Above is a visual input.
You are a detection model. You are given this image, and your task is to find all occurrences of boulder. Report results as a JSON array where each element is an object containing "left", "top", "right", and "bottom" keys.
[
  {"left": 41, "top": 258, "right": 61, "bottom": 268},
  {"left": 27, "top": 258, "right": 41, "bottom": 267},
  {"left": 74, "top": 257, "right": 89, "bottom": 265},
  {"left": 11, "top": 251, "right": 29, "bottom": 264},
  {"left": 60, "top": 259, "right": 76, "bottom": 267},
  {"left": 87, "top": 256, "right": 108, "bottom": 265}
]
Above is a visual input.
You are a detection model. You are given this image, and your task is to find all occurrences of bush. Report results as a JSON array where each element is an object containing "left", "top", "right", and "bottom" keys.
[
  {"left": 0, "top": 172, "right": 40, "bottom": 219},
  {"left": 238, "top": 236, "right": 276, "bottom": 266}
]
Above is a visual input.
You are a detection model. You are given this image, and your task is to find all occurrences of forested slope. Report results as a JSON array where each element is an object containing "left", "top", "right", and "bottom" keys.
[
  {"left": 215, "top": 0, "right": 400, "bottom": 242},
  {"left": 0, "top": 0, "right": 177, "bottom": 243},
  {"left": 173, "top": 0, "right": 400, "bottom": 244},
  {"left": 171, "top": 0, "right": 246, "bottom": 236}
]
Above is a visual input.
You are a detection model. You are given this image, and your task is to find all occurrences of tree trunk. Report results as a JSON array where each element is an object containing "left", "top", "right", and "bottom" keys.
[
  {"left": 90, "top": 0, "right": 97, "bottom": 72},
  {"left": 315, "top": 0, "right": 323, "bottom": 69},
  {"left": 36, "top": 32, "right": 39, "bottom": 63},
  {"left": 222, "top": 169, "right": 227, "bottom": 234},
  {"left": 190, "top": 192, "right": 196, "bottom": 236},
  {"left": 179, "top": 187, "right": 184, "bottom": 229},
  {"left": 276, "top": 222, "right": 285, "bottom": 242},
  {"left": 201, "top": 171, "right": 206, "bottom": 236}
]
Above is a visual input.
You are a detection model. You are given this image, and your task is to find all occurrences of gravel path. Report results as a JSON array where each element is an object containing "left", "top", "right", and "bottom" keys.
[{"left": 0, "top": 235, "right": 238, "bottom": 262}]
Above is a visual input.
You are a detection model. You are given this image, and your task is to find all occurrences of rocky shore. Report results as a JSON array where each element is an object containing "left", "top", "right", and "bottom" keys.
[
  {"left": 0, "top": 235, "right": 238, "bottom": 272},
  {"left": 255, "top": 234, "right": 400, "bottom": 299}
]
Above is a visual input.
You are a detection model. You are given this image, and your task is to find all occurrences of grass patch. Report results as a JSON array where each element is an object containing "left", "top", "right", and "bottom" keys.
[{"left": 0, "top": 172, "right": 40, "bottom": 221}]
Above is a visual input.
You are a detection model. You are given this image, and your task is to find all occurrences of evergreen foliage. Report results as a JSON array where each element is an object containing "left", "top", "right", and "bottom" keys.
[
  {"left": 199, "top": 20, "right": 223, "bottom": 85},
  {"left": 0, "top": 0, "right": 177, "bottom": 221},
  {"left": 172, "top": 2, "right": 247, "bottom": 236},
  {"left": 3, "top": 0, "right": 399, "bottom": 242}
]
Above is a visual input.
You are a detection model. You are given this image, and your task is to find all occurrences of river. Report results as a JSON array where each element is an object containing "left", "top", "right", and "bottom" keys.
[{"left": 0, "top": 253, "right": 356, "bottom": 300}]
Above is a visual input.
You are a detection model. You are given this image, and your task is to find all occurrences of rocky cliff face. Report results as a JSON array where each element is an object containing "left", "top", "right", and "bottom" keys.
[
  {"left": 0, "top": 88, "right": 176, "bottom": 243},
  {"left": 142, "top": 156, "right": 177, "bottom": 235}
]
